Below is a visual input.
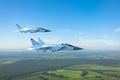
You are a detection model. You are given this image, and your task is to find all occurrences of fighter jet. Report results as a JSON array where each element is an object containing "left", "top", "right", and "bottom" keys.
[
  {"left": 15, "top": 24, "right": 51, "bottom": 33},
  {"left": 30, "top": 38, "right": 83, "bottom": 52}
]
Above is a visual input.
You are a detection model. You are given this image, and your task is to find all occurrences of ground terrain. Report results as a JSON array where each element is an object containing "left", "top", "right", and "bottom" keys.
[{"left": 0, "top": 50, "right": 120, "bottom": 80}]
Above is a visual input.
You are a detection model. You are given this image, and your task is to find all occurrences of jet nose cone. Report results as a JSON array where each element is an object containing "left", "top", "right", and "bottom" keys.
[
  {"left": 74, "top": 47, "right": 83, "bottom": 50},
  {"left": 45, "top": 30, "right": 51, "bottom": 32}
]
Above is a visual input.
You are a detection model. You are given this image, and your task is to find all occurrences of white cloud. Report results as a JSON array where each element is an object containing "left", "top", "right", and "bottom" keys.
[
  {"left": 73, "top": 38, "right": 120, "bottom": 50},
  {"left": 114, "top": 27, "right": 120, "bottom": 32}
]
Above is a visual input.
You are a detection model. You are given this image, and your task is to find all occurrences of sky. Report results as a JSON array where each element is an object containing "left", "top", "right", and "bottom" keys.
[{"left": 0, "top": 0, "right": 120, "bottom": 51}]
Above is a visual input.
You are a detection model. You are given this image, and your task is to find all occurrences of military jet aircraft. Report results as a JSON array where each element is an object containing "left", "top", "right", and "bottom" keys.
[
  {"left": 30, "top": 38, "right": 83, "bottom": 52},
  {"left": 15, "top": 24, "right": 51, "bottom": 33}
]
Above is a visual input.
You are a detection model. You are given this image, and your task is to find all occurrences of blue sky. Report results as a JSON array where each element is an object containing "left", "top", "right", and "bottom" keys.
[{"left": 0, "top": 0, "right": 120, "bottom": 50}]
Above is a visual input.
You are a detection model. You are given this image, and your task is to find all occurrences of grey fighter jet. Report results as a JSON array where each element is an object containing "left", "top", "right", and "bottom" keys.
[
  {"left": 15, "top": 24, "right": 51, "bottom": 33},
  {"left": 30, "top": 38, "right": 83, "bottom": 52}
]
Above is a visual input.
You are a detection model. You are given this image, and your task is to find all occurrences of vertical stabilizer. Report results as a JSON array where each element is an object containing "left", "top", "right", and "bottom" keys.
[
  {"left": 31, "top": 38, "right": 40, "bottom": 47},
  {"left": 16, "top": 24, "right": 22, "bottom": 30},
  {"left": 38, "top": 38, "right": 45, "bottom": 45}
]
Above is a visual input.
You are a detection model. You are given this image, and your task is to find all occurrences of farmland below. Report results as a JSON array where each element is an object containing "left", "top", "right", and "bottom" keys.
[{"left": 0, "top": 50, "right": 120, "bottom": 80}]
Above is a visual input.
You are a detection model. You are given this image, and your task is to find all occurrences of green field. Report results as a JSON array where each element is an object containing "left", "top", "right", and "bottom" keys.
[
  {"left": 66, "top": 64, "right": 120, "bottom": 71},
  {"left": 0, "top": 51, "right": 120, "bottom": 80},
  {"left": 12, "top": 64, "right": 120, "bottom": 80},
  {"left": 48, "top": 69, "right": 83, "bottom": 79}
]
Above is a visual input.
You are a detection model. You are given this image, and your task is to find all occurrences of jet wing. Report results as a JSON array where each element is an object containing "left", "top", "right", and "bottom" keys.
[
  {"left": 57, "top": 46, "right": 66, "bottom": 51},
  {"left": 29, "top": 27, "right": 51, "bottom": 33},
  {"left": 40, "top": 45, "right": 52, "bottom": 50},
  {"left": 62, "top": 43, "right": 83, "bottom": 50},
  {"left": 37, "top": 27, "right": 51, "bottom": 32}
]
